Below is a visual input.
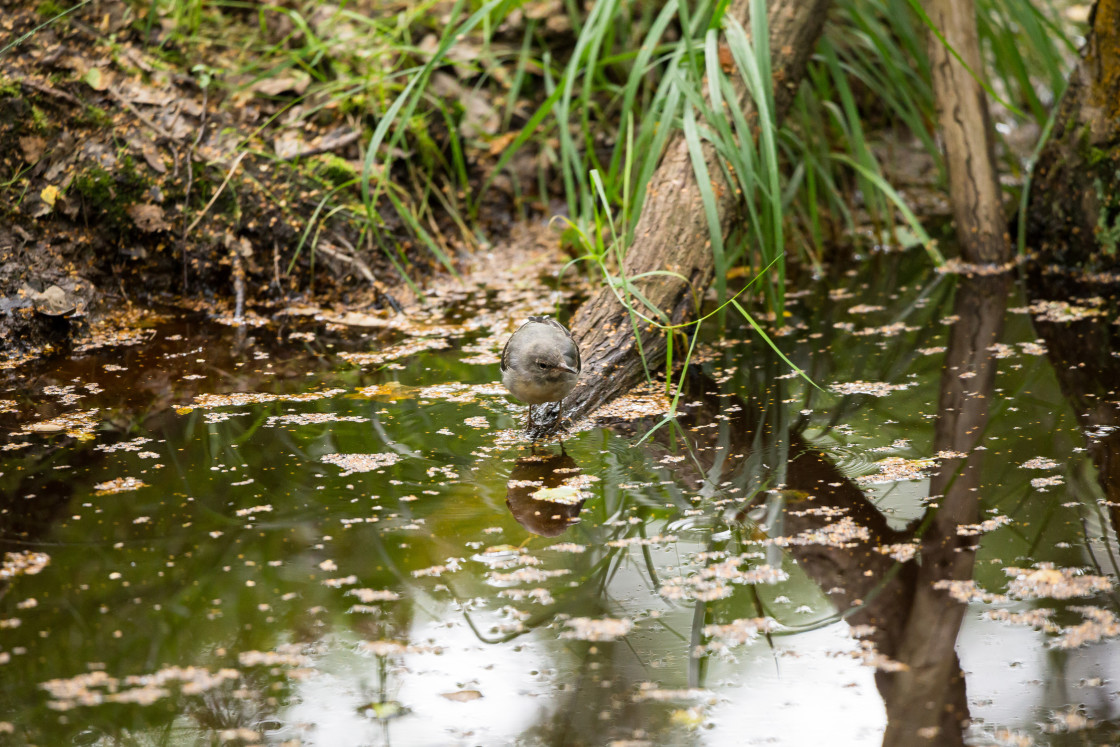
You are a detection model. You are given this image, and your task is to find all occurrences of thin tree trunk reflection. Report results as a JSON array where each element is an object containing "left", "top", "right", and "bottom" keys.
[{"left": 881, "top": 273, "right": 1010, "bottom": 746}]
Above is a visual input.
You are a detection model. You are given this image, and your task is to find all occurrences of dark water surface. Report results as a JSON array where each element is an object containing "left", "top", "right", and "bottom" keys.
[{"left": 2, "top": 252, "right": 1119, "bottom": 746}]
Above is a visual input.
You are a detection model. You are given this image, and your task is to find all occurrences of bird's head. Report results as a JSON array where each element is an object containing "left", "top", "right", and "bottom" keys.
[{"left": 531, "top": 350, "right": 579, "bottom": 377}]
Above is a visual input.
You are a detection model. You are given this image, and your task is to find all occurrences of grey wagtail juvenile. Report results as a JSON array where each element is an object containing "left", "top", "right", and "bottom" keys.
[{"left": 500, "top": 316, "right": 581, "bottom": 429}]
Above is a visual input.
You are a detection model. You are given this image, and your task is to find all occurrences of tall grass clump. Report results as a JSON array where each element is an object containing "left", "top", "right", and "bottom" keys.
[
  {"left": 782, "top": 0, "right": 1078, "bottom": 260},
  {"left": 136, "top": 0, "right": 1080, "bottom": 302}
]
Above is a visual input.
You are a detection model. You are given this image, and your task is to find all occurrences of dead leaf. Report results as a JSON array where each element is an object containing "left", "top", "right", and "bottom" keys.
[
  {"left": 135, "top": 139, "right": 167, "bottom": 174},
  {"left": 19, "top": 136, "right": 46, "bottom": 163},
  {"left": 117, "top": 82, "right": 172, "bottom": 106},
  {"left": 127, "top": 203, "right": 171, "bottom": 232},
  {"left": 440, "top": 690, "right": 482, "bottom": 702},
  {"left": 488, "top": 130, "right": 519, "bottom": 157},
  {"left": 273, "top": 133, "right": 305, "bottom": 160},
  {"left": 718, "top": 43, "right": 734, "bottom": 73},
  {"left": 85, "top": 68, "right": 109, "bottom": 91},
  {"left": 252, "top": 74, "right": 310, "bottom": 97},
  {"left": 30, "top": 286, "right": 76, "bottom": 317}
]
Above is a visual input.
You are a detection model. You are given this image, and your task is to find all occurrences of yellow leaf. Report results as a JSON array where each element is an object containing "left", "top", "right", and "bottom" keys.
[
  {"left": 670, "top": 707, "right": 705, "bottom": 729},
  {"left": 40, "top": 185, "right": 61, "bottom": 208},
  {"left": 530, "top": 485, "right": 583, "bottom": 505}
]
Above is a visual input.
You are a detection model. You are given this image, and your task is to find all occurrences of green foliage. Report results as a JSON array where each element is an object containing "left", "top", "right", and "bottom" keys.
[
  {"left": 70, "top": 165, "right": 116, "bottom": 206},
  {"left": 315, "top": 154, "right": 360, "bottom": 188},
  {"left": 35, "top": 0, "right": 65, "bottom": 18},
  {"left": 28, "top": 105, "right": 49, "bottom": 132},
  {"left": 1093, "top": 174, "right": 1120, "bottom": 257},
  {"left": 79, "top": 103, "right": 113, "bottom": 129},
  {"left": 138, "top": 0, "right": 1079, "bottom": 307},
  {"left": 70, "top": 156, "right": 151, "bottom": 230}
]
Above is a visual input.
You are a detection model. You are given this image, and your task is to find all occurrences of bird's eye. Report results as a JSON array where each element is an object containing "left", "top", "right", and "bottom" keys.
[{"left": 536, "top": 361, "right": 548, "bottom": 370}]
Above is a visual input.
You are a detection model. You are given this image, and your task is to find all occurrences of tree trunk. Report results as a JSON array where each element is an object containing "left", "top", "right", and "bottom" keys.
[
  {"left": 544, "top": 0, "right": 830, "bottom": 435},
  {"left": 926, "top": 0, "right": 1011, "bottom": 264},
  {"left": 1027, "top": 0, "right": 1120, "bottom": 269}
]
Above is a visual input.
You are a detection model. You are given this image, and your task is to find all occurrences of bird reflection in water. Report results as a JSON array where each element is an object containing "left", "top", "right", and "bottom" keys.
[{"left": 505, "top": 447, "right": 585, "bottom": 537}]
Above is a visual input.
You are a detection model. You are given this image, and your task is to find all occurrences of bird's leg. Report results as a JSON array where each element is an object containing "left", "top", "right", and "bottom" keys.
[{"left": 527, "top": 404, "right": 534, "bottom": 430}]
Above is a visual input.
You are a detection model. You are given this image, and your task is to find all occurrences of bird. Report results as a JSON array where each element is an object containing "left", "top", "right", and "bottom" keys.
[{"left": 500, "top": 316, "right": 581, "bottom": 430}]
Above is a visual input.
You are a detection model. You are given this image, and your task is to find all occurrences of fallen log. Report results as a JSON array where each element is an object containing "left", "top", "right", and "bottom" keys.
[{"left": 536, "top": 0, "right": 831, "bottom": 438}]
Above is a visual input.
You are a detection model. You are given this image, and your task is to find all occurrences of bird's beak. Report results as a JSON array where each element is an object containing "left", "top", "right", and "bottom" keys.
[{"left": 558, "top": 362, "right": 579, "bottom": 374}]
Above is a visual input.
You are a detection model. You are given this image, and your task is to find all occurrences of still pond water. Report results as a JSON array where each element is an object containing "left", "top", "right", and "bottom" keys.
[{"left": 1, "top": 248, "right": 1119, "bottom": 746}]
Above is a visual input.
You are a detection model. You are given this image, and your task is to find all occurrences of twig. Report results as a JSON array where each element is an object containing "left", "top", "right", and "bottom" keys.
[
  {"left": 317, "top": 237, "right": 376, "bottom": 286},
  {"left": 19, "top": 79, "right": 79, "bottom": 106},
  {"left": 106, "top": 87, "right": 177, "bottom": 141},
  {"left": 280, "top": 129, "right": 360, "bottom": 160},
  {"left": 272, "top": 240, "right": 282, "bottom": 293},
  {"left": 333, "top": 233, "right": 404, "bottom": 312},
  {"left": 231, "top": 243, "right": 246, "bottom": 322},
  {"left": 183, "top": 151, "right": 248, "bottom": 237},
  {"left": 181, "top": 85, "right": 210, "bottom": 291}
]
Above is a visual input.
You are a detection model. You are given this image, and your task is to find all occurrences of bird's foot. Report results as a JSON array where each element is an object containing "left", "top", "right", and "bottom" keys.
[{"left": 525, "top": 401, "right": 564, "bottom": 440}]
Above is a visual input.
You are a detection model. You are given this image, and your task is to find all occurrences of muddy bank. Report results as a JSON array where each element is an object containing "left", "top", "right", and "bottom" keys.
[{"left": 0, "top": 0, "right": 548, "bottom": 360}]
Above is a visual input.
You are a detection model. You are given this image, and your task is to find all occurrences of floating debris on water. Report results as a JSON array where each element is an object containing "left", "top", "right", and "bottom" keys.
[
  {"left": 830, "top": 381, "right": 912, "bottom": 397},
  {"left": 957, "top": 515, "right": 1011, "bottom": 536},
  {"left": 661, "top": 558, "right": 788, "bottom": 602},
  {"left": 765, "top": 516, "right": 871, "bottom": 548},
  {"left": 701, "top": 617, "right": 780, "bottom": 652},
  {"left": 876, "top": 542, "right": 920, "bottom": 562},
  {"left": 339, "top": 338, "right": 451, "bottom": 366},
  {"left": 187, "top": 389, "right": 346, "bottom": 410},
  {"left": 348, "top": 589, "right": 401, "bottom": 603},
  {"left": 266, "top": 413, "right": 367, "bottom": 426},
  {"left": 1050, "top": 607, "right": 1120, "bottom": 649},
  {"left": 857, "top": 456, "right": 937, "bottom": 485},
  {"left": 561, "top": 616, "right": 633, "bottom": 641},
  {"left": 93, "top": 477, "right": 148, "bottom": 494},
  {"left": 1004, "top": 565, "right": 1113, "bottom": 600},
  {"left": 1027, "top": 297, "right": 1105, "bottom": 323},
  {"left": 591, "top": 383, "right": 672, "bottom": 421},
  {"left": 95, "top": 437, "right": 154, "bottom": 453},
  {"left": 932, "top": 580, "right": 1008, "bottom": 604},
  {"left": 21, "top": 409, "right": 100, "bottom": 439},
  {"left": 320, "top": 453, "right": 402, "bottom": 475},
  {"left": 983, "top": 608, "right": 1059, "bottom": 633},
  {"left": 1, "top": 552, "right": 50, "bottom": 579},
  {"left": 41, "top": 666, "right": 241, "bottom": 711}
]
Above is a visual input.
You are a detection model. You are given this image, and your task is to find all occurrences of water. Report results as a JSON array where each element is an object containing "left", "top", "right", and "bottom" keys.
[{"left": 1, "top": 249, "right": 1118, "bottom": 745}]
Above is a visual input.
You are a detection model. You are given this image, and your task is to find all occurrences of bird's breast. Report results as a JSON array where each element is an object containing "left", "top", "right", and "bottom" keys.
[{"left": 502, "top": 368, "right": 578, "bottom": 404}]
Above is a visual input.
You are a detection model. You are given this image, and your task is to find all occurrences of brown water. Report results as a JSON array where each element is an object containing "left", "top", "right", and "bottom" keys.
[{"left": 1, "top": 251, "right": 1118, "bottom": 746}]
